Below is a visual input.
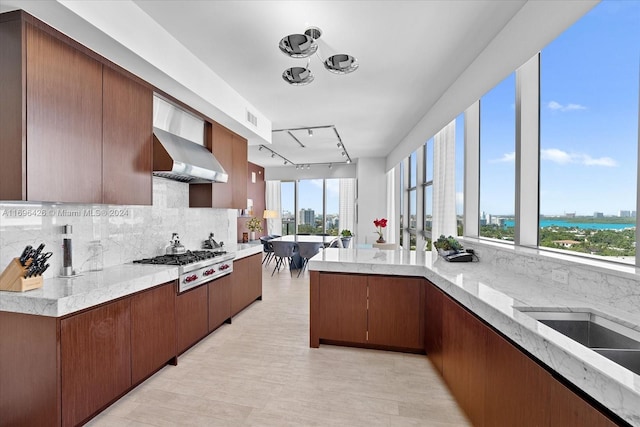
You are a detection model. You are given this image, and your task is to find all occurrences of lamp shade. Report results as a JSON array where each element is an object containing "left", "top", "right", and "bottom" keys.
[{"left": 263, "top": 210, "right": 278, "bottom": 219}]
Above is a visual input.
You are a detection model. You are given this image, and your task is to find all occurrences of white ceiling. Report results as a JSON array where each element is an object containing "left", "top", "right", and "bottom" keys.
[
  {"left": 131, "top": 0, "right": 526, "bottom": 168},
  {"left": 1, "top": 1, "right": 596, "bottom": 171}
]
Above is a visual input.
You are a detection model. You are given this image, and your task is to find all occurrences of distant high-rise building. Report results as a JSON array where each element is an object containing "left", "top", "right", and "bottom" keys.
[
  {"left": 619, "top": 210, "right": 631, "bottom": 218},
  {"left": 299, "top": 208, "right": 315, "bottom": 225},
  {"left": 594, "top": 212, "right": 604, "bottom": 218}
]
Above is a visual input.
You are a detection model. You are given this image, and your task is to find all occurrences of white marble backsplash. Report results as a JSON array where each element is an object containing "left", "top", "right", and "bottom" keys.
[
  {"left": 0, "top": 177, "right": 236, "bottom": 278},
  {"left": 462, "top": 239, "right": 640, "bottom": 320}
]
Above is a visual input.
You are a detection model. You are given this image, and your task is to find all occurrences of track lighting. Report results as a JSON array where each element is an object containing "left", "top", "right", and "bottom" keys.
[
  {"left": 307, "top": 164, "right": 311, "bottom": 169},
  {"left": 308, "top": 129, "right": 313, "bottom": 137},
  {"left": 341, "top": 151, "right": 346, "bottom": 157},
  {"left": 328, "top": 163, "right": 332, "bottom": 169},
  {"left": 271, "top": 153, "right": 275, "bottom": 158},
  {"left": 258, "top": 146, "right": 263, "bottom": 151}
]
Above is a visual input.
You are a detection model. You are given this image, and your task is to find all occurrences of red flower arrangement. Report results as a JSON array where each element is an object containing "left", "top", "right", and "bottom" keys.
[{"left": 373, "top": 218, "right": 388, "bottom": 243}]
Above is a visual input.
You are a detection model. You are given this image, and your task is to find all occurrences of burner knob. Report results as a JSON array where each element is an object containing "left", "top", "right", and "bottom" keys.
[
  {"left": 220, "top": 264, "right": 229, "bottom": 270},
  {"left": 203, "top": 269, "right": 215, "bottom": 276},
  {"left": 185, "top": 274, "right": 198, "bottom": 283}
]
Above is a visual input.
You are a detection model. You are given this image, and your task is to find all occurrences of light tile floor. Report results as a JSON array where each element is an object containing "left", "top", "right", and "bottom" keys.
[{"left": 89, "top": 263, "right": 471, "bottom": 426}]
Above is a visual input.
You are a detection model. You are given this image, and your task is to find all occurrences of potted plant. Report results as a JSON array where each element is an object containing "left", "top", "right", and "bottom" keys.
[
  {"left": 433, "top": 235, "right": 463, "bottom": 256},
  {"left": 246, "top": 217, "right": 263, "bottom": 241},
  {"left": 340, "top": 229, "right": 353, "bottom": 248},
  {"left": 373, "top": 218, "right": 387, "bottom": 243}
]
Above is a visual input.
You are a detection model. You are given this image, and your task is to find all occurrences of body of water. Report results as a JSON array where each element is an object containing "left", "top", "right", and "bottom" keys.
[{"left": 502, "top": 220, "right": 635, "bottom": 230}]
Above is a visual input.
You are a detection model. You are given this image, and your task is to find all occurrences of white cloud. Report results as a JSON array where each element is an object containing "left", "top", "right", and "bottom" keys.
[
  {"left": 581, "top": 154, "right": 617, "bottom": 167},
  {"left": 491, "top": 152, "right": 515, "bottom": 163},
  {"left": 541, "top": 148, "right": 617, "bottom": 167},
  {"left": 541, "top": 148, "right": 572, "bottom": 164},
  {"left": 547, "top": 100, "right": 587, "bottom": 112}
]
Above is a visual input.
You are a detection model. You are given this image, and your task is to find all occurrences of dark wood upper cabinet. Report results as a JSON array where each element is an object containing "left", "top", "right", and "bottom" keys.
[
  {"left": 102, "top": 66, "right": 153, "bottom": 205},
  {"left": 190, "top": 121, "right": 248, "bottom": 209},
  {"left": 0, "top": 11, "right": 153, "bottom": 205},
  {"left": 0, "top": 19, "right": 103, "bottom": 203}
]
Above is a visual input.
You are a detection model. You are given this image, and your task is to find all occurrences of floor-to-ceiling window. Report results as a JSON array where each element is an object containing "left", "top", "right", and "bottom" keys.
[
  {"left": 325, "top": 179, "right": 340, "bottom": 235},
  {"left": 298, "top": 179, "right": 323, "bottom": 234},
  {"left": 455, "top": 113, "right": 465, "bottom": 236},
  {"left": 280, "top": 181, "right": 296, "bottom": 235},
  {"left": 539, "top": 1, "right": 639, "bottom": 263},
  {"left": 479, "top": 73, "right": 516, "bottom": 241},
  {"left": 279, "top": 178, "right": 354, "bottom": 236},
  {"left": 408, "top": 151, "right": 417, "bottom": 249},
  {"left": 423, "top": 138, "right": 433, "bottom": 248}
]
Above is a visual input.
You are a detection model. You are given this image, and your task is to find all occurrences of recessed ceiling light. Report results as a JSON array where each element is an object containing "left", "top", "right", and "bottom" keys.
[
  {"left": 282, "top": 67, "right": 314, "bottom": 85},
  {"left": 324, "top": 54, "right": 359, "bottom": 75},
  {"left": 279, "top": 34, "right": 317, "bottom": 58}
]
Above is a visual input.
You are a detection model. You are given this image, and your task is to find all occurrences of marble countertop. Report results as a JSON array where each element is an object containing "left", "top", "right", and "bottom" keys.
[
  {"left": 0, "top": 247, "right": 263, "bottom": 318},
  {"left": 309, "top": 248, "right": 640, "bottom": 426}
]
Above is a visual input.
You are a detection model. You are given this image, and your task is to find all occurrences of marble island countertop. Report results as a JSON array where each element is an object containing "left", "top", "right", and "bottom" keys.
[
  {"left": 309, "top": 247, "right": 640, "bottom": 426},
  {"left": 0, "top": 246, "right": 262, "bottom": 318}
]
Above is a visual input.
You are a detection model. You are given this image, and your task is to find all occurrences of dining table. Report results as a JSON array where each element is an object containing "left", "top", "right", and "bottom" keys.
[{"left": 268, "top": 235, "right": 340, "bottom": 269}]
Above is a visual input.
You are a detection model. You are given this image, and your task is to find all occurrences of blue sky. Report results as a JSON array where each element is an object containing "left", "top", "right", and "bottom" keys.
[{"left": 480, "top": 1, "right": 639, "bottom": 216}]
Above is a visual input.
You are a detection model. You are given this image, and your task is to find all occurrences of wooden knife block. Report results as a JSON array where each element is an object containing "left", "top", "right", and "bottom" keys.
[{"left": 0, "top": 258, "right": 43, "bottom": 292}]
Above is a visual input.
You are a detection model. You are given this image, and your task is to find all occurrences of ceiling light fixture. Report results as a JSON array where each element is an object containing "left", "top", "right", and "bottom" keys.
[
  {"left": 308, "top": 129, "right": 313, "bottom": 137},
  {"left": 280, "top": 26, "right": 358, "bottom": 86},
  {"left": 328, "top": 163, "right": 332, "bottom": 169},
  {"left": 259, "top": 144, "right": 295, "bottom": 167}
]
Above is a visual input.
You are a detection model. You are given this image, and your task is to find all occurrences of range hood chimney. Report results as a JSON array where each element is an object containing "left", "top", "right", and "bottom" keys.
[{"left": 152, "top": 95, "right": 228, "bottom": 183}]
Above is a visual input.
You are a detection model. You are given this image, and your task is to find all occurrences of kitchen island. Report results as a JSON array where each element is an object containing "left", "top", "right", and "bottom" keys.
[{"left": 309, "top": 247, "right": 639, "bottom": 426}]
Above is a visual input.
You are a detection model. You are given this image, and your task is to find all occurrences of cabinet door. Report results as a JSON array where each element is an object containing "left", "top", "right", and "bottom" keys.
[
  {"left": 231, "top": 133, "right": 248, "bottom": 208},
  {"left": 425, "top": 281, "right": 444, "bottom": 373},
  {"left": 442, "top": 296, "right": 487, "bottom": 427},
  {"left": 176, "top": 285, "right": 209, "bottom": 354},
  {"left": 484, "top": 327, "right": 550, "bottom": 426},
  {"left": 26, "top": 23, "right": 103, "bottom": 203},
  {"left": 549, "top": 377, "right": 619, "bottom": 427},
  {"left": 131, "top": 282, "right": 176, "bottom": 384},
  {"left": 317, "top": 273, "right": 368, "bottom": 344},
  {"left": 61, "top": 298, "right": 131, "bottom": 427},
  {"left": 102, "top": 66, "right": 153, "bottom": 205},
  {"left": 209, "top": 274, "right": 232, "bottom": 331},
  {"left": 367, "top": 276, "right": 424, "bottom": 350},
  {"left": 231, "top": 256, "right": 254, "bottom": 317},
  {"left": 247, "top": 253, "right": 262, "bottom": 303}
]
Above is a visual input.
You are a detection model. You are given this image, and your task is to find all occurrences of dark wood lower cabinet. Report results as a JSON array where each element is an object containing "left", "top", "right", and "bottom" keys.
[
  {"left": 424, "top": 281, "right": 444, "bottom": 374},
  {"left": 484, "top": 327, "right": 550, "bottom": 426},
  {"left": 231, "top": 253, "right": 262, "bottom": 317},
  {"left": 317, "top": 273, "right": 368, "bottom": 345},
  {"left": 368, "top": 276, "right": 424, "bottom": 350},
  {"left": 209, "top": 274, "right": 232, "bottom": 331},
  {"left": 0, "top": 311, "right": 59, "bottom": 426},
  {"left": 311, "top": 273, "right": 426, "bottom": 351},
  {"left": 549, "top": 378, "right": 619, "bottom": 427},
  {"left": 442, "top": 295, "right": 487, "bottom": 427},
  {"left": 60, "top": 298, "right": 131, "bottom": 427},
  {"left": 429, "top": 281, "right": 621, "bottom": 427},
  {"left": 131, "top": 283, "right": 176, "bottom": 384},
  {"left": 176, "top": 284, "right": 209, "bottom": 354}
]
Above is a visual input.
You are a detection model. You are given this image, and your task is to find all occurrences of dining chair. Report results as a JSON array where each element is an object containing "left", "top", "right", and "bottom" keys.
[
  {"left": 328, "top": 238, "right": 342, "bottom": 248},
  {"left": 270, "top": 240, "right": 299, "bottom": 276},
  {"left": 296, "top": 241, "right": 324, "bottom": 277},
  {"left": 260, "top": 236, "right": 275, "bottom": 266}
]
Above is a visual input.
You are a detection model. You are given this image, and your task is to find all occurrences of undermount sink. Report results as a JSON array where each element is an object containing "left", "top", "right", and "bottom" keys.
[{"left": 517, "top": 309, "right": 640, "bottom": 375}]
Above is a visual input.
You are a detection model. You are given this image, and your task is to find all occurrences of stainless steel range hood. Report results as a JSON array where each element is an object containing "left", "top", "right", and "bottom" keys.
[{"left": 152, "top": 95, "right": 228, "bottom": 183}]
